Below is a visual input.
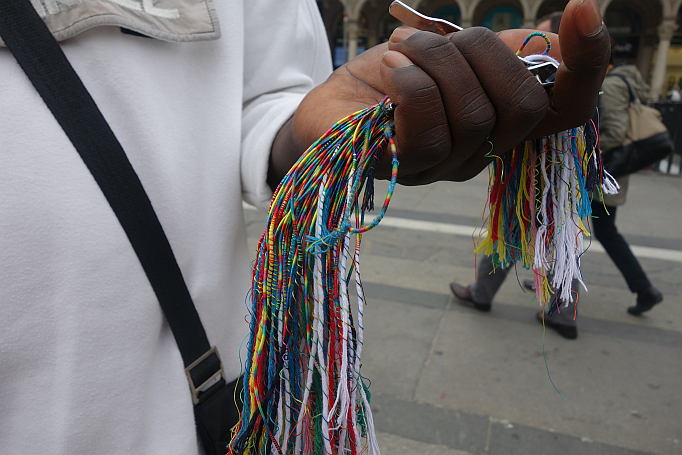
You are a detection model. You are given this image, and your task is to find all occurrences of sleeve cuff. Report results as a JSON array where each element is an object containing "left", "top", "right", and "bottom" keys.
[{"left": 240, "top": 92, "right": 305, "bottom": 210}]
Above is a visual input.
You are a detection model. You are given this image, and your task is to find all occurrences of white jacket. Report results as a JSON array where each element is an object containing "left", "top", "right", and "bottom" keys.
[{"left": 0, "top": 1, "right": 332, "bottom": 453}]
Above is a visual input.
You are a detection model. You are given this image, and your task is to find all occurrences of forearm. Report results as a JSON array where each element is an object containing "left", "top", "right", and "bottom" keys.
[{"left": 266, "top": 74, "right": 379, "bottom": 191}]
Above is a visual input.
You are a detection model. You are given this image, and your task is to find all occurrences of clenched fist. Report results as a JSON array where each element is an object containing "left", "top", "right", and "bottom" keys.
[{"left": 270, "top": 0, "right": 610, "bottom": 187}]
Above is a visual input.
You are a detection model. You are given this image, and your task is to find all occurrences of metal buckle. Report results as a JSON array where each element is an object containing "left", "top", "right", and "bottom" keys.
[{"left": 184, "top": 346, "right": 224, "bottom": 405}]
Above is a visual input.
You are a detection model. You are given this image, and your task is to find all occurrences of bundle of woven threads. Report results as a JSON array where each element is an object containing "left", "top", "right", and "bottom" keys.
[
  {"left": 228, "top": 35, "right": 616, "bottom": 455},
  {"left": 228, "top": 98, "right": 396, "bottom": 455},
  {"left": 474, "top": 33, "right": 618, "bottom": 307},
  {"left": 474, "top": 123, "right": 617, "bottom": 306}
]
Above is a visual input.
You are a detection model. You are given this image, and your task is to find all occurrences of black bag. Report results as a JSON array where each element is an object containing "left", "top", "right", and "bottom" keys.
[
  {"left": 0, "top": 1, "right": 240, "bottom": 453},
  {"left": 602, "top": 132, "right": 675, "bottom": 178},
  {"left": 602, "top": 74, "right": 675, "bottom": 177},
  {"left": 186, "top": 349, "right": 242, "bottom": 455},
  {"left": 194, "top": 373, "right": 243, "bottom": 455}
]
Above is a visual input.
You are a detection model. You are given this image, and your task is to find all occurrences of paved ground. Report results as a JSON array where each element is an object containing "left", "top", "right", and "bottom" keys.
[{"left": 244, "top": 170, "right": 682, "bottom": 455}]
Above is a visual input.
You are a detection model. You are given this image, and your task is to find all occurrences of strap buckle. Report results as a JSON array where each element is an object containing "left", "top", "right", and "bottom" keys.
[{"left": 184, "top": 347, "right": 224, "bottom": 405}]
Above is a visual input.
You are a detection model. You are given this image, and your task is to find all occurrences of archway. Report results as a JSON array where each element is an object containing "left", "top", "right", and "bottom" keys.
[
  {"left": 328, "top": 11, "right": 369, "bottom": 66},
  {"left": 535, "top": 0, "right": 568, "bottom": 21},
  {"left": 361, "top": 0, "right": 400, "bottom": 47},
  {"left": 376, "top": 10, "right": 404, "bottom": 43},
  {"left": 604, "top": 0, "right": 662, "bottom": 65},
  {"left": 416, "top": 0, "right": 463, "bottom": 25},
  {"left": 317, "top": 0, "right": 346, "bottom": 67}
]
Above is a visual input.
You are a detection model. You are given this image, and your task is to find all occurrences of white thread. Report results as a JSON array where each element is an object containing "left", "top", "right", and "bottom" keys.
[
  {"left": 328, "top": 173, "right": 355, "bottom": 443},
  {"left": 519, "top": 53, "right": 561, "bottom": 66},
  {"left": 601, "top": 168, "right": 620, "bottom": 194},
  {"left": 533, "top": 138, "right": 551, "bottom": 279},
  {"left": 295, "top": 175, "right": 328, "bottom": 455}
]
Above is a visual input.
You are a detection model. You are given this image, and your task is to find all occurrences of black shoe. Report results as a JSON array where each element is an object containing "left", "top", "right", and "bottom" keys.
[
  {"left": 523, "top": 279, "right": 535, "bottom": 291},
  {"left": 536, "top": 311, "right": 577, "bottom": 339},
  {"left": 628, "top": 287, "right": 663, "bottom": 315},
  {"left": 450, "top": 282, "right": 491, "bottom": 312}
]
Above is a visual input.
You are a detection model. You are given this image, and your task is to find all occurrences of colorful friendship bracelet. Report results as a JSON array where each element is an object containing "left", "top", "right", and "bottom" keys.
[{"left": 228, "top": 33, "right": 616, "bottom": 455}]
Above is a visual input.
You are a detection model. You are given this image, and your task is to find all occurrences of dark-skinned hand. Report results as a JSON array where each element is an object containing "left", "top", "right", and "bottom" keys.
[{"left": 269, "top": 0, "right": 610, "bottom": 188}]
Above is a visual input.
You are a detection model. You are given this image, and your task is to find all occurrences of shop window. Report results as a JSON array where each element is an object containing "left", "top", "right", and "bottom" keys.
[{"left": 604, "top": 4, "right": 642, "bottom": 61}]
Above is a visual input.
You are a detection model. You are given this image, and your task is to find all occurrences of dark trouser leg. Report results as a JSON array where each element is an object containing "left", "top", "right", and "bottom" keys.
[
  {"left": 590, "top": 202, "right": 651, "bottom": 293},
  {"left": 470, "top": 254, "right": 510, "bottom": 304},
  {"left": 469, "top": 255, "right": 579, "bottom": 327},
  {"left": 544, "top": 278, "right": 579, "bottom": 327}
]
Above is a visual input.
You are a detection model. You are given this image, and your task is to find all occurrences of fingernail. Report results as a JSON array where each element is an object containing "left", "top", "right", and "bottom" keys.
[
  {"left": 573, "top": 0, "right": 603, "bottom": 37},
  {"left": 382, "top": 51, "right": 414, "bottom": 69},
  {"left": 389, "top": 26, "right": 418, "bottom": 43}
]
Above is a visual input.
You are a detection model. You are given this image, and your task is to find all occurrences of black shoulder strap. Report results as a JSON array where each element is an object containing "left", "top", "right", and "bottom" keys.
[
  {"left": 0, "top": 0, "right": 222, "bottom": 400},
  {"left": 606, "top": 73, "right": 636, "bottom": 104}
]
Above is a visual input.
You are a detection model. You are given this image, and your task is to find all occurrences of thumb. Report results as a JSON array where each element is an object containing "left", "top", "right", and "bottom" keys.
[{"left": 548, "top": 0, "right": 610, "bottom": 128}]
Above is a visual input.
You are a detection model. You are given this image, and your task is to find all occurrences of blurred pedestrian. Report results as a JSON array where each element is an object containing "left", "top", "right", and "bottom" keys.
[
  {"left": 536, "top": 11, "right": 564, "bottom": 36},
  {"left": 670, "top": 85, "right": 681, "bottom": 102},
  {"left": 596, "top": 37, "right": 664, "bottom": 315},
  {"left": 449, "top": 11, "right": 581, "bottom": 339}
]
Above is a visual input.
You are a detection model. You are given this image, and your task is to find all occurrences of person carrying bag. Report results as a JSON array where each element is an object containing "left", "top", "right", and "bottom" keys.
[
  {"left": 591, "top": 47, "right": 664, "bottom": 316},
  {"left": 601, "top": 72, "right": 674, "bottom": 178}
]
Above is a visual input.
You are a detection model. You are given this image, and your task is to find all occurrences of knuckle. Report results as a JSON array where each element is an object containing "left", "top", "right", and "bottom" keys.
[
  {"left": 396, "top": 32, "right": 455, "bottom": 66},
  {"left": 450, "top": 27, "right": 499, "bottom": 55},
  {"left": 404, "top": 84, "right": 443, "bottom": 110},
  {"left": 394, "top": 88, "right": 451, "bottom": 167},
  {"left": 397, "top": 169, "right": 439, "bottom": 186},
  {"left": 419, "top": 39, "right": 457, "bottom": 66},
  {"left": 458, "top": 95, "right": 496, "bottom": 135},
  {"left": 502, "top": 77, "right": 549, "bottom": 123},
  {"left": 397, "top": 124, "right": 450, "bottom": 167},
  {"left": 409, "top": 126, "right": 451, "bottom": 163}
]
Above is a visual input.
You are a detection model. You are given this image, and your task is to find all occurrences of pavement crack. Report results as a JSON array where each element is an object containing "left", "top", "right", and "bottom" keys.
[
  {"left": 484, "top": 417, "right": 493, "bottom": 453},
  {"left": 412, "top": 298, "right": 452, "bottom": 401}
]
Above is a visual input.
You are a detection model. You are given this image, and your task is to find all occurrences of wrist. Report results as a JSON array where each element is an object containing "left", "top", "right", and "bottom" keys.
[{"left": 268, "top": 116, "right": 305, "bottom": 191}]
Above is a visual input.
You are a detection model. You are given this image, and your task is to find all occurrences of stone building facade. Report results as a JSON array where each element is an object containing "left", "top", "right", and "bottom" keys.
[{"left": 316, "top": 0, "right": 682, "bottom": 99}]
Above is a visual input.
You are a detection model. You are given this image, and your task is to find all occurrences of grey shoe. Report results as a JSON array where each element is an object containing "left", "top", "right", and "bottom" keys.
[{"left": 450, "top": 282, "right": 491, "bottom": 312}]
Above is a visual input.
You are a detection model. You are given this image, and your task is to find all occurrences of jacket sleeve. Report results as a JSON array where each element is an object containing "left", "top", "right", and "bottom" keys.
[
  {"left": 632, "top": 70, "right": 650, "bottom": 104},
  {"left": 239, "top": 0, "right": 333, "bottom": 209},
  {"left": 599, "top": 76, "right": 631, "bottom": 153}
]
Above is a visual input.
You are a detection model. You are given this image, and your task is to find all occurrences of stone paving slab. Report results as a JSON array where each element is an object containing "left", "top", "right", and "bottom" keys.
[
  {"left": 376, "top": 431, "right": 475, "bottom": 455},
  {"left": 358, "top": 282, "right": 682, "bottom": 455},
  {"left": 372, "top": 395, "right": 656, "bottom": 455}
]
